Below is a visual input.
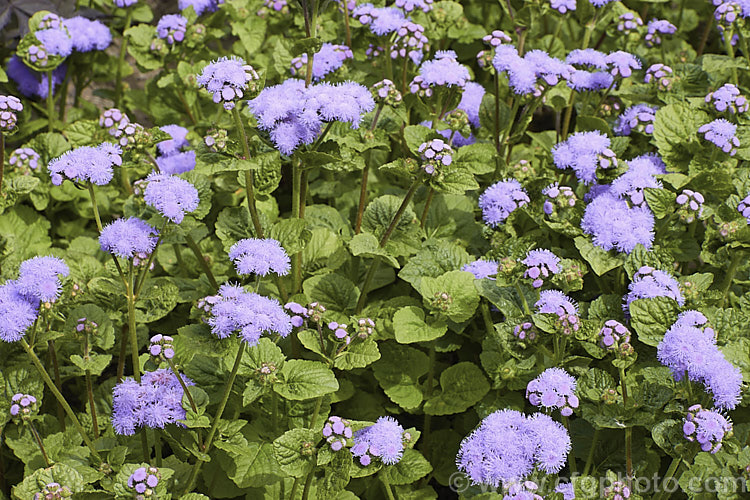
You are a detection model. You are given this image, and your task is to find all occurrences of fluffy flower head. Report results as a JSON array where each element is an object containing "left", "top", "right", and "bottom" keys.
[
  {"left": 99, "top": 217, "right": 159, "bottom": 259},
  {"left": 228, "top": 238, "right": 291, "bottom": 277},
  {"left": 143, "top": 172, "right": 200, "bottom": 224}
]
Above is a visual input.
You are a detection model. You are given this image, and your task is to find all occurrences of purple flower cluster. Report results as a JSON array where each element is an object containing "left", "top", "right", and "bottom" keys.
[
  {"left": 504, "top": 481, "right": 543, "bottom": 499},
  {"left": 149, "top": 334, "right": 175, "bottom": 360},
  {"left": 284, "top": 301, "right": 326, "bottom": 328},
  {"left": 615, "top": 104, "right": 657, "bottom": 135},
  {"left": 9, "top": 148, "right": 40, "bottom": 173},
  {"left": 323, "top": 416, "right": 353, "bottom": 451},
  {"left": 610, "top": 156, "right": 664, "bottom": 207},
  {"left": 48, "top": 143, "right": 122, "bottom": 186},
  {"left": 699, "top": 119, "right": 740, "bottom": 155},
  {"left": 715, "top": 1, "right": 743, "bottom": 27},
  {"left": 198, "top": 284, "right": 292, "bottom": 345},
  {"left": 372, "top": 79, "right": 403, "bottom": 107},
  {"left": 10, "top": 393, "right": 38, "bottom": 419},
  {"left": 156, "top": 124, "right": 196, "bottom": 175},
  {"left": 128, "top": 467, "right": 161, "bottom": 496},
  {"left": 624, "top": 266, "right": 684, "bottom": 312},
  {"left": 513, "top": 322, "right": 537, "bottom": 342},
  {"left": 604, "top": 482, "right": 631, "bottom": 499},
  {"left": 526, "top": 368, "right": 579, "bottom": 416},
  {"left": 179, "top": 0, "right": 222, "bottom": 16},
  {"left": 351, "top": 416, "right": 405, "bottom": 465},
  {"left": 63, "top": 17, "right": 112, "bottom": 52},
  {"left": 676, "top": 190, "right": 704, "bottom": 223},
  {"left": 197, "top": 56, "right": 260, "bottom": 110},
  {"left": 521, "top": 249, "right": 560, "bottom": 288},
  {"left": 479, "top": 179, "right": 530, "bottom": 227},
  {"left": 606, "top": 51, "right": 641, "bottom": 78},
  {"left": 683, "top": 404, "right": 732, "bottom": 453},
  {"left": 462, "top": 259, "right": 499, "bottom": 280},
  {"left": 157, "top": 14, "right": 187, "bottom": 44},
  {"left": 535, "top": 290, "right": 577, "bottom": 316},
  {"left": 410, "top": 51, "right": 470, "bottom": 97},
  {"left": 249, "top": 79, "right": 374, "bottom": 155},
  {"left": 617, "top": 12, "right": 643, "bottom": 34},
  {"left": 391, "top": 22, "right": 429, "bottom": 64},
  {"left": 645, "top": 19, "right": 677, "bottom": 46},
  {"left": 552, "top": 131, "right": 617, "bottom": 184},
  {"left": 395, "top": 0, "right": 433, "bottom": 12},
  {"left": 7, "top": 56, "right": 67, "bottom": 99},
  {"left": 737, "top": 194, "right": 750, "bottom": 223},
  {"left": 494, "top": 46, "right": 571, "bottom": 95},
  {"left": 99, "top": 217, "right": 160, "bottom": 259},
  {"left": 0, "top": 95, "right": 23, "bottom": 132},
  {"left": 112, "top": 368, "right": 193, "bottom": 435},
  {"left": 550, "top": 0, "right": 576, "bottom": 13},
  {"left": 542, "top": 183, "right": 576, "bottom": 215},
  {"left": 657, "top": 310, "right": 742, "bottom": 409},
  {"left": 456, "top": 409, "right": 571, "bottom": 487},
  {"left": 113, "top": 0, "right": 138, "bottom": 6},
  {"left": 706, "top": 84, "right": 748, "bottom": 113},
  {"left": 599, "top": 320, "right": 632, "bottom": 350},
  {"left": 644, "top": 64, "right": 674, "bottom": 91},
  {"left": 418, "top": 138, "right": 453, "bottom": 175},
  {"left": 228, "top": 238, "right": 291, "bottom": 277},
  {"left": 352, "top": 4, "right": 406, "bottom": 36},
  {"left": 566, "top": 49, "right": 615, "bottom": 92},
  {"left": 35, "top": 26, "right": 73, "bottom": 58},
  {"left": 581, "top": 193, "right": 655, "bottom": 253},
  {"left": 143, "top": 172, "right": 200, "bottom": 224},
  {"left": 291, "top": 43, "right": 353, "bottom": 81}
]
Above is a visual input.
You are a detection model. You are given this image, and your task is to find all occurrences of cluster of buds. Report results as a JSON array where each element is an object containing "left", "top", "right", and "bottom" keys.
[
  {"left": 598, "top": 320, "right": 634, "bottom": 357},
  {"left": 675, "top": 189, "right": 704, "bottom": 223},
  {"left": 645, "top": 19, "right": 677, "bottom": 47},
  {"left": 75, "top": 317, "right": 99, "bottom": 337},
  {"left": 684, "top": 404, "right": 733, "bottom": 453},
  {"left": 714, "top": 2, "right": 742, "bottom": 28},
  {"left": 99, "top": 108, "right": 130, "bottom": 137},
  {"left": 284, "top": 301, "right": 326, "bottom": 327},
  {"left": 706, "top": 83, "right": 748, "bottom": 114},
  {"left": 38, "top": 13, "right": 64, "bottom": 30},
  {"left": 327, "top": 321, "right": 351, "bottom": 344},
  {"left": 10, "top": 393, "right": 38, "bottom": 421},
  {"left": 187, "top": 24, "right": 206, "bottom": 45},
  {"left": 644, "top": 64, "right": 674, "bottom": 92},
  {"left": 204, "top": 128, "right": 229, "bottom": 151},
  {"left": 27, "top": 44, "right": 50, "bottom": 67},
  {"left": 504, "top": 481, "right": 543, "bottom": 499},
  {"left": 133, "top": 251, "right": 155, "bottom": 270},
  {"left": 444, "top": 109, "right": 470, "bottom": 134},
  {"left": 150, "top": 37, "right": 168, "bottom": 56},
  {"left": 260, "top": 0, "right": 289, "bottom": 15},
  {"left": 156, "top": 14, "right": 187, "bottom": 45},
  {"left": 601, "top": 388, "right": 619, "bottom": 405},
  {"left": 255, "top": 361, "right": 278, "bottom": 383},
  {"left": 128, "top": 467, "right": 161, "bottom": 499},
  {"left": 366, "top": 44, "right": 384, "bottom": 59},
  {"left": 513, "top": 322, "right": 538, "bottom": 342},
  {"left": 557, "top": 261, "right": 585, "bottom": 290},
  {"left": 718, "top": 219, "right": 745, "bottom": 238},
  {"left": 149, "top": 334, "right": 175, "bottom": 360},
  {"left": 395, "top": 0, "right": 433, "bottom": 13},
  {"left": 0, "top": 95, "right": 23, "bottom": 132},
  {"left": 371, "top": 79, "right": 402, "bottom": 107},
  {"left": 509, "top": 159, "right": 537, "bottom": 182},
  {"left": 9, "top": 147, "right": 40, "bottom": 173},
  {"left": 603, "top": 481, "right": 631, "bottom": 499},
  {"left": 356, "top": 318, "right": 375, "bottom": 339},
  {"left": 409, "top": 75, "right": 434, "bottom": 98},
  {"left": 391, "top": 22, "right": 429, "bottom": 64},
  {"left": 521, "top": 249, "right": 561, "bottom": 289},
  {"left": 478, "top": 29, "right": 514, "bottom": 69},
  {"left": 430, "top": 291, "right": 453, "bottom": 312},
  {"left": 556, "top": 313, "right": 580, "bottom": 336},
  {"left": 600, "top": 98, "right": 623, "bottom": 118},
  {"left": 322, "top": 416, "right": 353, "bottom": 451},
  {"left": 33, "top": 483, "right": 73, "bottom": 500},
  {"left": 617, "top": 12, "right": 643, "bottom": 35},
  {"left": 418, "top": 139, "right": 453, "bottom": 176},
  {"left": 70, "top": 283, "right": 82, "bottom": 299},
  {"left": 201, "top": 60, "right": 261, "bottom": 111},
  {"left": 497, "top": 256, "right": 519, "bottom": 278}
]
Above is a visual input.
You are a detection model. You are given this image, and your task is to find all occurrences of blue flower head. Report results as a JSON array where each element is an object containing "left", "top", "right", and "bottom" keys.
[
  {"left": 706, "top": 84, "right": 749, "bottom": 113},
  {"left": 462, "top": 259, "right": 499, "bottom": 280},
  {"left": 35, "top": 28, "right": 73, "bottom": 58},
  {"left": 99, "top": 217, "right": 159, "bottom": 259},
  {"left": 351, "top": 416, "right": 405, "bottom": 466},
  {"left": 683, "top": 405, "right": 732, "bottom": 453},
  {"left": 17, "top": 256, "right": 69, "bottom": 304},
  {"left": 0, "top": 281, "right": 39, "bottom": 342},
  {"left": 645, "top": 19, "right": 677, "bottom": 46},
  {"left": 143, "top": 172, "right": 200, "bottom": 224},
  {"left": 624, "top": 266, "right": 684, "bottom": 313},
  {"left": 699, "top": 119, "right": 740, "bottom": 156},
  {"left": 291, "top": 43, "right": 353, "bottom": 81},
  {"left": 157, "top": 151, "right": 196, "bottom": 175},
  {"left": 228, "top": 238, "right": 291, "bottom": 277},
  {"left": 157, "top": 125, "right": 190, "bottom": 156},
  {"left": 526, "top": 368, "right": 579, "bottom": 416},
  {"left": 521, "top": 249, "right": 560, "bottom": 288},
  {"left": 352, "top": 4, "right": 406, "bottom": 36},
  {"left": 179, "top": 0, "right": 220, "bottom": 16},
  {"left": 550, "top": 0, "right": 576, "bottom": 13},
  {"left": 197, "top": 56, "right": 260, "bottom": 110},
  {"left": 63, "top": 17, "right": 112, "bottom": 52},
  {"left": 614, "top": 104, "right": 657, "bottom": 136},
  {"left": 552, "top": 131, "right": 616, "bottom": 184},
  {"left": 391, "top": 22, "right": 429, "bottom": 64},
  {"left": 535, "top": 290, "right": 577, "bottom": 316},
  {"left": 479, "top": 179, "right": 530, "bottom": 227},
  {"left": 410, "top": 51, "right": 471, "bottom": 97},
  {"left": 610, "top": 156, "right": 664, "bottom": 207},
  {"left": 48, "top": 142, "right": 122, "bottom": 186},
  {"left": 199, "top": 284, "right": 292, "bottom": 345},
  {"left": 581, "top": 194, "right": 655, "bottom": 253}
]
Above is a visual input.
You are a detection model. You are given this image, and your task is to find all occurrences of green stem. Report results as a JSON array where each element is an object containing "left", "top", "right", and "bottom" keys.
[
  {"left": 619, "top": 367, "right": 633, "bottom": 484},
  {"left": 184, "top": 234, "right": 219, "bottom": 291},
  {"left": 514, "top": 282, "right": 532, "bottom": 316},
  {"left": 167, "top": 358, "right": 199, "bottom": 415},
  {"left": 724, "top": 31, "right": 740, "bottom": 86},
  {"left": 115, "top": 7, "right": 134, "bottom": 108},
  {"left": 154, "top": 430, "right": 163, "bottom": 467},
  {"left": 87, "top": 184, "right": 104, "bottom": 233},
  {"left": 582, "top": 428, "right": 599, "bottom": 476},
  {"left": 127, "top": 263, "right": 141, "bottom": 383},
  {"left": 721, "top": 252, "right": 742, "bottom": 306},
  {"left": 421, "top": 342, "right": 437, "bottom": 460},
  {"left": 419, "top": 188, "right": 434, "bottom": 228},
  {"left": 28, "top": 421, "right": 51, "bottom": 467},
  {"left": 47, "top": 340, "right": 66, "bottom": 431},
  {"left": 354, "top": 165, "right": 369, "bottom": 234},
  {"left": 232, "top": 107, "right": 264, "bottom": 238},
  {"left": 697, "top": 18, "right": 714, "bottom": 57},
  {"left": 0, "top": 132, "right": 4, "bottom": 196},
  {"left": 343, "top": 0, "right": 352, "bottom": 46},
  {"left": 380, "top": 472, "right": 396, "bottom": 500},
  {"left": 21, "top": 339, "right": 102, "bottom": 462},
  {"left": 561, "top": 92, "right": 576, "bottom": 140},
  {"left": 480, "top": 301, "right": 495, "bottom": 338},
  {"left": 83, "top": 332, "right": 99, "bottom": 438},
  {"left": 301, "top": 471, "right": 315, "bottom": 500},
  {"left": 291, "top": 161, "right": 303, "bottom": 293},
  {"left": 561, "top": 415, "right": 577, "bottom": 474},
  {"left": 47, "top": 71, "right": 55, "bottom": 132},
  {"left": 183, "top": 342, "right": 246, "bottom": 494},
  {"left": 655, "top": 456, "right": 683, "bottom": 500},
  {"left": 354, "top": 179, "right": 420, "bottom": 313}
]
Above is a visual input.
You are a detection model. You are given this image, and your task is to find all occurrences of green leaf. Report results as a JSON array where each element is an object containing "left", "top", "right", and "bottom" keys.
[
  {"left": 382, "top": 449, "right": 433, "bottom": 485},
  {"left": 270, "top": 218, "right": 312, "bottom": 256},
  {"left": 362, "top": 195, "right": 421, "bottom": 258},
  {"left": 349, "top": 232, "right": 399, "bottom": 268},
  {"left": 12, "top": 463, "right": 86, "bottom": 499},
  {"left": 272, "top": 429, "right": 317, "bottom": 478},
  {"left": 135, "top": 277, "right": 180, "bottom": 323},
  {"left": 453, "top": 143, "right": 497, "bottom": 175},
  {"left": 372, "top": 342, "right": 429, "bottom": 409},
  {"left": 398, "top": 240, "right": 472, "bottom": 289},
  {"left": 0, "top": 206, "right": 51, "bottom": 272},
  {"left": 644, "top": 188, "right": 677, "bottom": 219},
  {"left": 417, "top": 270, "right": 480, "bottom": 322},
  {"left": 652, "top": 102, "right": 708, "bottom": 172},
  {"left": 334, "top": 339, "right": 381, "bottom": 370},
  {"left": 574, "top": 236, "right": 626, "bottom": 276},
  {"left": 629, "top": 297, "right": 682, "bottom": 347},
  {"left": 403, "top": 125, "right": 437, "bottom": 155},
  {"left": 302, "top": 273, "right": 360, "bottom": 312},
  {"left": 69, "top": 354, "right": 112, "bottom": 377},
  {"left": 393, "top": 306, "right": 448, "bottom": 344},
  {"left": 274, "top": 360, "right": 339, "bottom": 400},
  {"left": 423, "top": 362, "right": 490, "bottom": 415}
]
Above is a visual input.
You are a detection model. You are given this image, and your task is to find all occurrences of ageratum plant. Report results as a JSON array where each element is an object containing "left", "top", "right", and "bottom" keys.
[{"left": 1, "top": 0, "right": 750, "bottom": 498}]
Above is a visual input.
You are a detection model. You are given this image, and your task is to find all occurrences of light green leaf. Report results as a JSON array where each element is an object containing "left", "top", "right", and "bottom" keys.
[
  {"left": 574, "top": 236, "right": 625, "bottom": 276},
  {"left": 417, "top": 270, "right": 480, "bottom": 322},
  {"left": 274, "top": 360, "right": 339, "bottom": 400},
  {"left": 423, "top": 362, "right": 490, "bottom": 415},
  {"left": 629, "top": 297, "right": 681, "bottom": 347},
  {"left": 303, "top": 273, "right": 360, "bottom": 312},
  {"left": 393, "top": 306, "right": 447, "bottom": 344},
  {"left": 372, "top": 343, "right": 429, "bottom": 409},
  {"left": 272, "top": 429, "right": 317, "bottom": 478},
  {"left": 382, "top": 449, "right": 432, "bottom": 485}
]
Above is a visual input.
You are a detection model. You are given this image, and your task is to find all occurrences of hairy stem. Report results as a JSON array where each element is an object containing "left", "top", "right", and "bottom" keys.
[
  {"left": 232, "top": 107, "right": 264, "bottom": 238},
  {"left": 47, "top": 340, "right": 66, "bottom": 431},
  {"left": 380, "top": 472, "right": 396, "bottom": 500},
  {"left": 721, "top": 252, "right": 742, "bottom": 306},
  {"left": 114, "top": 7, "right": 134, "bottom": 108},
  {"left": 83, "top": 333, "right": 99, "bottom": 438},
  {"left": 183, "top": 342, "right": 246, "bottom": 494},
  {"left": 28, "top": 421, "right": 51, "bottom": 467},
  {"left": 87, "top": 184, "right": 104, "bottom": 233},
  {"left": 419, "top": 188, "right": 434, "bottom": 228},
  {"left": 184, "top": 234, "right": 219, "bottom": 291},
  {"left": 582, "top": 428, "right": 600, "bottom": 476},
  {"left": 21, "top": 339, "right": 102, "bottom": 462}
]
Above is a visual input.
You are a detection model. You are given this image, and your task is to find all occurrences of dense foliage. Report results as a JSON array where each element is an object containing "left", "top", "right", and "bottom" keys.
[{"left": 1, "top": 0, "right": 750, "bottom": 498}]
